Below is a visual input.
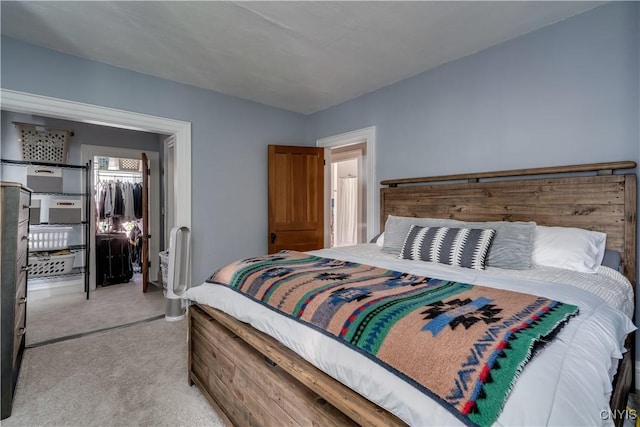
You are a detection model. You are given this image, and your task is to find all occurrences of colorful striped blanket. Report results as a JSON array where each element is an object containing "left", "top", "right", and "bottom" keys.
[{"left": 208, "top": 251, "right": 579, "bottom": 426}]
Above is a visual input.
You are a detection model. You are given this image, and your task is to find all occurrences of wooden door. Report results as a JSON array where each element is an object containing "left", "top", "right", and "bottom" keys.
[
  {"left": 268, "top": 145, "right": 324, "bottom": 253},
  {"left": 141, "top": 152, "right": 150, "bottom": 292}
]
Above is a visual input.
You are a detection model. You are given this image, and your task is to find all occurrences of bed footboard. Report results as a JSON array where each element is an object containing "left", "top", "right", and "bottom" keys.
[
  {"left": 188, "top": 304, "right": 405, "bottom": 426},
  {"left": 189, "top": 302, "right": 634, "bottom": 426}
]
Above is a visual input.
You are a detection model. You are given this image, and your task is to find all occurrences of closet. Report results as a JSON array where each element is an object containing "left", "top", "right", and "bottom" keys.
[{"left": 93, "top": 156, "right": 144, "bottom": 287}]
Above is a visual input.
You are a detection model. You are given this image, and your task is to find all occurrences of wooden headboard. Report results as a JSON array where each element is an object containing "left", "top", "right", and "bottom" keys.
[{"left": 380, "top": 161, "right": 637, "bottom": 288}]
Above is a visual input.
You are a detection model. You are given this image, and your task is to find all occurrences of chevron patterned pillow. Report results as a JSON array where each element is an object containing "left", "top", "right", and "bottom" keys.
[{"left": 399, "top": 225, "right": 496, "bottom": 270}]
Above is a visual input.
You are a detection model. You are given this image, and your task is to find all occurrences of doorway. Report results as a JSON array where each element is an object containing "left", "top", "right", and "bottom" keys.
[
  {"left": 317, "top": 126, "right": 377, "bottom": 248},
  {"left": 93, "top": 155, "right": 144, "bottom": 287},
  {"left": 81, "top": 145, "right": 160, "bottom": 292},
  {"left": 164, "top": 135, "right": 176, "bottom": 241},
  {"left": 331, "top": 147, "right": 363, "bottom": 247},
  {"left": 2, "top": 89, "right": 188, "bottom": 347}
]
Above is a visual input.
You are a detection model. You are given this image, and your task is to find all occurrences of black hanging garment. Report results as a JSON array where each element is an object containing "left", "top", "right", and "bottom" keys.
[
  {"left": 133, "top": 183, "right": 142, "bottom": 219},
  {"left": 99, "top": 185, "right": 107, "bottom": 220},
  {"left": 113, "top": 182, "right": 125, "bottom": 217}
]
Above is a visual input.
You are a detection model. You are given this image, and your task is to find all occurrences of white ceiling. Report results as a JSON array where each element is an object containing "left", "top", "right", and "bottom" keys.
[{"left": 1, "top": 1, "right": 602, "bottom": 114}]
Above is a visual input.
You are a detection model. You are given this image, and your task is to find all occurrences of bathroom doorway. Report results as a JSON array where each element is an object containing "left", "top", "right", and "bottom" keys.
[
  {"left": 330, "top": 147, "right": 364, "bottom": 247},
  {"left": 317, "top": 126, "right": 376, "bottom": 248}
]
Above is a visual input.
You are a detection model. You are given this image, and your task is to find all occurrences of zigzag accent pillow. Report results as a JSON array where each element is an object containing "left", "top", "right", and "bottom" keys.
[{"left": 399, "top": 225, "right": 496, "bottom": 270}]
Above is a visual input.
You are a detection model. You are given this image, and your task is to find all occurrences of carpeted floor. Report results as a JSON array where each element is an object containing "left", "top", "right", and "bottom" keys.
[
  {"left": 27, "top": 275, "right": 165, "bottom": 345},
  {"left": 5, "top": 318, "right": 224, "bottom": 426}
]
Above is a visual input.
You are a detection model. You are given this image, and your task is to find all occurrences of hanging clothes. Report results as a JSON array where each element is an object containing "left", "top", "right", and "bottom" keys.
[
  {"left": 98, "top": 184, "right": 107, "bottom": 220},
  {"left": 95, "top": 174, "right": 142, "bottom": 231},
  {"left": 124, "top": 183, "right": 135, "bottom": 221},
  {"left": 104, "top": 183, "right": 113, "bottom": 218},
  {"left": 133, "top": 183, "right": 143, "bottom": 219},
  {"left": 113, "top": 182, "right": 125, "bottom": 217}
]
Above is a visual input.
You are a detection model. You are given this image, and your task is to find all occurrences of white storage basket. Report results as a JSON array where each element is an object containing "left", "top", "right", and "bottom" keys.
[
  {"left": 28, "top": 253, "right": 75, "bottom": 277},
  {"left": 44, "top": 199, "right": 83, "bottom": 224},
  {"left": 29, "top": 227, "right": 73, "bottom": 251},
  {"left": 15, "top": 123, "right": 71, "bottom": 164},
  {"left": 27, "top": 166, "right": 63, "bottom": 193}
]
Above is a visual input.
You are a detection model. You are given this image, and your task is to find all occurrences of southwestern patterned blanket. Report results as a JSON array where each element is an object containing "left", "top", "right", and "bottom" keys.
[{"left": 208, "top": 251, "right": 579, "bottom": 426}]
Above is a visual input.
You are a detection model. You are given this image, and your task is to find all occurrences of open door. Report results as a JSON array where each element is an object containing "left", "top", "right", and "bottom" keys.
[
  {"left": 268, "top": 145, "right": 324, "bottom": 253},
  {"left": 141, "top": 152, "right": 150, "bottom": 292}
]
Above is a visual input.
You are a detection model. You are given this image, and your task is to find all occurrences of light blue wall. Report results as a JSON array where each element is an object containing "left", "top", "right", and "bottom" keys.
[
  {"left": 1, "top": 35, "right": 309, "bottom": 283},
  {"left": 307, "top": 2, "right": 639, "bottom": 202}
]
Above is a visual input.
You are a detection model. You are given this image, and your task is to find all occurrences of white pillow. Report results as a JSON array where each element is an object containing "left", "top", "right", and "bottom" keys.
[
  {"left": 532, "top": 225, "right": 606, "bottom": 273},
  {"left": 374, "top": 232, "right": 384, "bottom": 247}
]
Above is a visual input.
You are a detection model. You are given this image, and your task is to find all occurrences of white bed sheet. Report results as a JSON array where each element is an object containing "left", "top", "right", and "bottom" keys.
[
  {"left": 184, "top": 244, "right": 635, "bottom": 426},
  {"left": 326, "top": 244, "right": 635, "bottom": 318}
]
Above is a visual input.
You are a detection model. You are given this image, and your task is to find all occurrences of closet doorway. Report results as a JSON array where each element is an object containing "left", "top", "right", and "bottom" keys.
[
  {"left": 81, "top": 145, "right": 160, "bottom": 293},
  {"left": 94, "top": 155, "right": 145, "bottom": 290}
]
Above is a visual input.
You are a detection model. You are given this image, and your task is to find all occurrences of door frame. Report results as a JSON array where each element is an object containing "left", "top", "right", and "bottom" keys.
[
  {"left": 1, "top": 88, "right": 192, "bottom": 287},
  {"left": 317, "top": 126, "right": 376, "bottom": 247},
  {"left": 163, "top": 135, "right": 176, "bottom": 246},
  {"left": 81, "top": 145, "right": 160, "bottom": 291}
]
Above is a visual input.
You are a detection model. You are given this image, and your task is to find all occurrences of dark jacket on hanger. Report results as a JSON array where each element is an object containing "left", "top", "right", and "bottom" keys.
[{"left": 113, "top": 182, "right": 125, "bottom": 216}]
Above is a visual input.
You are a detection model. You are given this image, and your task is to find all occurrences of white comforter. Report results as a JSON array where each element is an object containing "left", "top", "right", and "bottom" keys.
[{"left": 184, "top": 244, "right": 635, "bottom": 426}]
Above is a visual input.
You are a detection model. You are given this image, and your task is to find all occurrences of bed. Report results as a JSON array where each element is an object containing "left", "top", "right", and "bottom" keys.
[{"left": 184, "top": 161, "right": 637, "bottom": 426}]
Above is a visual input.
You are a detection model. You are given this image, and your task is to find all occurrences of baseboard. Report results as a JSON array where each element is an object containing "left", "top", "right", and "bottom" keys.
[{"left": 28, "top": 277, "right": 84, "bottom": 301}]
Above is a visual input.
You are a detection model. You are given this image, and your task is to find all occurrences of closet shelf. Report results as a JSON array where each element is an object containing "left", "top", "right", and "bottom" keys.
[
  {"left": 1, "top": 159, "right": 89, "bottom": 170},
  {"left": 38, "top": 221, "right": 89, "bottom": 227},
  {"left": 29, "top": 244, "right": 86, "bottom": 253},
  {"left": 31, "top": 223, "right": 85, "bottom": 228},
  {"left": 32, "top": 192, "right": 88, "bottom": 196},
  {"left": 28, "top": 267, "right": 86, "bottom": 279}
]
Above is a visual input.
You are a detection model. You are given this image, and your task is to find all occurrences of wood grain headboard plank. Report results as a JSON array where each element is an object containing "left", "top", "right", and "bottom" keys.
[
  {"left": 381, "top": 161, "right": 636, "bottom": 187},
  {"left": 381, "top": 170, "right": 636, "bottom": 289}
]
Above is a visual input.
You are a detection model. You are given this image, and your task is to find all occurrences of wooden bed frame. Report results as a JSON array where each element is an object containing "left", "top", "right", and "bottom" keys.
[{"left": 188, "top": 161, "right": 637, "bottom": 426}]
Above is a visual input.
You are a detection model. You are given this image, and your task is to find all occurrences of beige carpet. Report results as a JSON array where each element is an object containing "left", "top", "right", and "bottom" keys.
[
  {"left": 27, "top": 276, "right": 165, "bottom": 345},
  {"left": 5, "top": 318, "right": 224, "bottom": 426}
]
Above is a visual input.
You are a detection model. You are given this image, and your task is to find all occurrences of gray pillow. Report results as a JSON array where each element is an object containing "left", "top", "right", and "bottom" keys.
[
  {"left": 382, "top": 215, "right": 536, "bottom": 270},
  {"left": 602, "top": 249, "right": 623, "bottom": 272},
  {"left": 369, "top": 232, "right": 384, "bottom": 244}
]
